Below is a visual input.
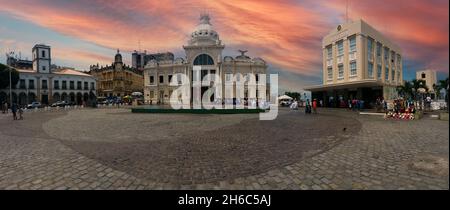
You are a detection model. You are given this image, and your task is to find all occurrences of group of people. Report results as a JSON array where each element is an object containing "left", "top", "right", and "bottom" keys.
[
  {"left": 290, "top": 99, "right": 319, "bottom": 114},
  {"left": 1, "top": 102, "right": 24, "bottom": 120},
  {"left": 347, "top": 99, "right": 365, "bottom": 111}
]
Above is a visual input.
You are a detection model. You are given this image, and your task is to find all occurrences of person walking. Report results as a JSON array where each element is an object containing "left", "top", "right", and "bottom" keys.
[
  {"left": 312, "top": 99, "right": 318, "bottom": 114},
  {"left": 3, "top": 102, "right": 8, "bottom": 114},
  {"left": 11, "top": 103, "right": 18, "bottom": 120},
  {"left": 305, "top": 99, "right": 311, "bottom": 114},
  {"left": 18, "top": 106, "right": 24, "bottom": 120}
]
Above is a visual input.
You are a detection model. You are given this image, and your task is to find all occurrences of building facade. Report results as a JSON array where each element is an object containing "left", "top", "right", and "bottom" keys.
[
  {"left": 89, "top": 50, "right": 144, "bottom": 98},
  {"left": 306, "top": 19, "right": 404, "bottom": 108},
  {"left": 143, "top": 14, "right": 268, "bottom": 105},
  {"left": 416, "top": 70, "right": 437, "bottom": 92},
  {"left": 0, "top": 44, "right": 97, "bottom": 106},
  {"left": 132, "top": 51, "right": 174, "bottom": 70}
]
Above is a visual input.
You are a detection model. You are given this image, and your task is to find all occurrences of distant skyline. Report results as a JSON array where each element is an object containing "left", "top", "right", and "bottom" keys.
[{"left": 0, "top": 0, "right": 448, "bottom": 92}]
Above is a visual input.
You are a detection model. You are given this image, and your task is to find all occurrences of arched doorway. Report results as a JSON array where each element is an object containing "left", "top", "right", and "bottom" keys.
[
  {"left": 53, "top": 93, "right": 61, "bottom": 102},
  {"left": 28, "top": 92, "right": 36, "bottom": 104},
  {"left": 192, "top": 54, "right": 216, "bottom": 105},
  {"left": 83, "top": 93, "right": 89, "bottom": 104},
  {"left": 18, "top": 92, "right": 27, "bottom": 106},
  {"left": 76, "top": 93, "right": 82, "bottom": 105},
  {"left": 69, "top": 93, "right": 75, "bottom": 103},
  {"left": 61, "top": 92, "right": 68, "bottom": 102}
]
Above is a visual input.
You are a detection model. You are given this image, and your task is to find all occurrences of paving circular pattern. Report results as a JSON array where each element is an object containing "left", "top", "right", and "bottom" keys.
[{"left": 43, "top": 109, "right": 362, "bottom": 184}]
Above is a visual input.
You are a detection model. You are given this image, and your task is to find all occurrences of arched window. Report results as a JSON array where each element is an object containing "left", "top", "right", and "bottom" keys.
[{"left": 193, "top": 54, "right": 214, "bottom": 65}]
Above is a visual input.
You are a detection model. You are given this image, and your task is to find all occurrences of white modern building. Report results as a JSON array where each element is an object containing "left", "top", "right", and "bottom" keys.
[
  {"left": 0, "top": 44, "right": 97, "bottom": 106},
  {"left": 306, "top": 19, "right": 404, "bottom": 108}
]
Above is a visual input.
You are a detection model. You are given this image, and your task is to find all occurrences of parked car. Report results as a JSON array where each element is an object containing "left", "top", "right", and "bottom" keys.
[
  {"left": 27, "top": 102, "right": 42, "bottom": 109},
  {"left": 50, "top": 101, "right": 68, "bottom": 107}
]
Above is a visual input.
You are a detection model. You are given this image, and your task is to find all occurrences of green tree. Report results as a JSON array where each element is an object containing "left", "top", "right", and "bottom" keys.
[
  {"left": 397, "top": 80, "right": 413, "bottom": 100},
  {"left": 284, "top": 91, "right": 301, "bottom": 101},
  {"left": 432, "top": 83, "right": 441, "bottom": 99},
  {"left": 0, "top": 63, "right": 20, "bottom": 89},
  {"left": 411, "top": 79, "right": 428, "bottom": 110},
  {"left": 438, "top": 77, "right": 449, "bottom": 111}
]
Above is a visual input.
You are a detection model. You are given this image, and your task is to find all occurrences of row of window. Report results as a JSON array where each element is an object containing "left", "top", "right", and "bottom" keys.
[
  {"left": 17, "top": 79, "right": 95, "bottom": 90},
  {"left": 327, "top": 62, "right": 400, "bottom": 82},
  {"left": 150, "top": 72, "right": 262, "bottom": 85},
  {"left": 326, "top": 36, "right": 402, "bottom": 67}
]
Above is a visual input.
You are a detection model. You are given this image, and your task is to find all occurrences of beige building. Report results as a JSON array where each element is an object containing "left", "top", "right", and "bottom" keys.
[
  {"left": 306, "top": 19, "right": 403, "bottom": 108},
  {"left": 416, "top": 70, "right": 437, "bottom": 92},
  {"left": 90, "top": 50, "right": 144, "bottom": 98},
  {"left": 143, "top": 14, "right": 268, "bottom": 105},
  {"left": 1, "top": 44, "right": 97, "bottom": 106}
]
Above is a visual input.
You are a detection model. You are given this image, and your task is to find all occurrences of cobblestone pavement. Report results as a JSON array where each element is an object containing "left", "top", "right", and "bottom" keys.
[{"left": 0, "top": 108, "right": 448, "bottom": 190}]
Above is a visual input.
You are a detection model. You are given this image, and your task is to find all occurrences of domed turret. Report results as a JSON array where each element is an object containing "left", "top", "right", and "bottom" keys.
[
  {"left": 188, "top": 14, "right": 221, "bottom": 46},
  {"left": 115, "top": 49, "right": 123, "bottom": 64}
]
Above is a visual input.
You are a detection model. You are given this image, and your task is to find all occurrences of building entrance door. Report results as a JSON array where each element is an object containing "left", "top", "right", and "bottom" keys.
[{"left": 41, "top": 94, "right": 49, "bottom": 105}]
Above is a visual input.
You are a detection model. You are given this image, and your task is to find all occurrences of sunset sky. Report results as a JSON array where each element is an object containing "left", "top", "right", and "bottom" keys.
[{"left": 0, "top": 0, "right": 448, "bottom": 91}]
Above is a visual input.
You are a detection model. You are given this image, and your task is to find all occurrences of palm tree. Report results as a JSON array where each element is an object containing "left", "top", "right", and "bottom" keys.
[
  {"left": 432, "top": 83, "right": 441, "bottom": 100},
  {"left": 411, "top": 79, "right": 428, "bottom": 110},
  {"left": 397, "top": 81, "right": 413, "bottom": 100}
]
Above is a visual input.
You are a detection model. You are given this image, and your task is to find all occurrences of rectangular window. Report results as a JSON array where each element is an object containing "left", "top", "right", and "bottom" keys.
[
  {"left": 159, "top": 75, "right": 164, "bottom": 84},
  {"left": 84, "top": 82, "right": 88, "bottom": 90},
  {"left": 385, "top": 66, "right": 389, "bottom": 81},
  {"left": 42, "top": 79, "right": 48, "bottom": 89},
  {"left": 327, "top": 67, "right": 333, "bottom": 80},
  {"left": 42, "top": 66, "right": 46, "bottom": 71},
  {"left": 62, "top": 81, "right": 67, "bottom": 90},
  {"left": 177, "top": 74, "right": 182, "bottom": 85},
  {"left": 338, "top": 65, "right": 344, "bottom": 78},
  {"left": 392, "top": 70, "right": 395, "bottom": 81},
  {"left": 350, "top": 62, "right": 357, "bottom": 76},
  {"left": 91, "top": 82, "right": 95, "bottom": 90},
  {"left": 367, "top": 38, "right": 373, "bottom": 59},
  {"left": 255, "top": 74, "right": 259, "bottom": 82},
  {"left": 29, "top": 80, "right": 35, "bottom": 89},
  {"left": 368, "top": 62, "right": 374, "bottom": 78},
  {"left": 19, "top": 79, "right": 26, "bottom": 89},
  {"left": 168, "top": 75, "right": 173, "bottom": 83},
  {"left": 54, "top": 80, "right": 59, "bottom": 89},
  {"left": 327, "top": 46, "right": 332, "bottom": 59},
  {"left": 70, "top": 81, "right": 75, "bottom": 90},
  {"left": 377, "top": 65, "right": 382, "bottom": 80},
  {"left": 349, "top": 36, "right": 356, "bottom": 52},
  {"left": 384, "top": 47, "right": 389, "bottom": 61},
  {"left": 150, "top": 76, "right": 154, "bottom": 84},
  {"left": 337, "top": 40, "right": 344, "bottom": 56},
  {"left": 376, "top": 42, "right": 382, "bottom": 57},
  {"left": 77, "top": 81, "right": 82, "bottom": 90},
  {"left": 42, "top": 50, "right": 45, "bottom": 58}
]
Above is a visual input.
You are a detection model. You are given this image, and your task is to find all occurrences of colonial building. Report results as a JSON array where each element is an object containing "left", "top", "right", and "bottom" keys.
[
  {"left": 1, "top": 44, "right": 97, "bottom": 106},
  {"left": 132, "top": 51, "right": 174, "bottom": 70},
  {"left": 89, "top": 50, "right": 144, "bottom": 98},
  {"left": 305, "top": 19, "right": 404, "bottom": 108},
  {"left": 143, "top": 14, "right": 268, "bottom": 105}
]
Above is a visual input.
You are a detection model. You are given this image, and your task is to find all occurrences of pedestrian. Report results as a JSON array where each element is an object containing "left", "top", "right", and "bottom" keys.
[
  {"left": 312, "top": 99, "right": 318, "bottom": 114},
  {"left": 18, "top": 106, "right": 24, "bottom": 120},
  {"left": 319, "top": 100, "right": 323, "bottom": 107},
  {"left": 305, "top": 99, "right": 311, "bottom": 114},
  {"left": 11, "top": 103, "right": 18, "bottom": 120},
  {"left": 3, "top": 102, "right": 8, "bottom": 114}
]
